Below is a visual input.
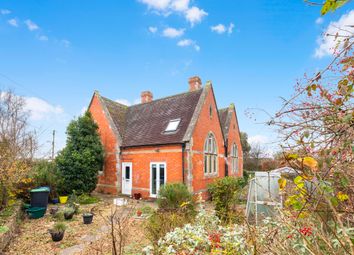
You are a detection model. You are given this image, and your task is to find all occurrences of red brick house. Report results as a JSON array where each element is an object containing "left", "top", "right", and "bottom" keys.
[{"left": 88, "top": 76, "right": 243, "bottom": 198}]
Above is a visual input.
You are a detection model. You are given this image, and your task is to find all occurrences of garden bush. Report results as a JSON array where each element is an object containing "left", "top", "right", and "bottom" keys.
[
  {"left": 77, "top": 193, "right": 100, "bottom": 204},
  {"left": 208, "top": 176, "right": 247, "bottom": 223},
  {"left": 144, "top": 210, "right": 194, "bottom": 249},
  {"left": 157, "top": 183, "right": 195, "bottom": 213},
  {"left": 31, "top": 160, "right": 60, "bottom": 199},
  {"left": 143, "top": 208, "right": 250, "bottom": 255}
]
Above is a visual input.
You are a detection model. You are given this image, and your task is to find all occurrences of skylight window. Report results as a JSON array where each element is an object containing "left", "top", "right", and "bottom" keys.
[{"left": 165, "top": 119, "right": 181, "bottom": 132}]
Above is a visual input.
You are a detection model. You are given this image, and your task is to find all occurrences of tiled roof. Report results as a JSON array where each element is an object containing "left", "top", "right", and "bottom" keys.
[
  {"left": 100, "top": 89, "right": 203, "bottom": 147},
  {"left": 218, "top": 108, "right": 229, "bottom": 139},
  {"left": 100, "top": 96, "right": 127, "bottom": 137}
]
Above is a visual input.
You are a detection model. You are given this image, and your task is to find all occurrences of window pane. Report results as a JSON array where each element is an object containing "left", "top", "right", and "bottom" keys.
[
  {"left": 213, "top": 156, "right": 217, "bottom": 173},
  {"left": 208, "top": 155, "right": 213, "bottom": 173},
  {"left": 159, "top": 164, "right": 165, "bottom": 188},
  {"left": 152, "top": 165, "right": 157, "bottom": 195},
  {"left": 125, "top": 166, "right": 130, "bottom": 179},
  {"left": 165, "top": 119, "right": 181, "bottom": 132},
  {"left": 204, "top": 156, "right": 207, "bottom": 173}
]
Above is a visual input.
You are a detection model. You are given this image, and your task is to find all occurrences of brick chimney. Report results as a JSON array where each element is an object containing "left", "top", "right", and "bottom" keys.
[
  {"left": 188, "top": 76, "right": 202, "bottom": 92},
  {"left": 141, "top": 91, "right": 153, "bottom": 103}
]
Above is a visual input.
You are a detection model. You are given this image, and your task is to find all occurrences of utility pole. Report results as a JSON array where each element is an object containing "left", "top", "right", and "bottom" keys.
[{"left": 51, "top": 130, "right": 55, "bottom": 160}]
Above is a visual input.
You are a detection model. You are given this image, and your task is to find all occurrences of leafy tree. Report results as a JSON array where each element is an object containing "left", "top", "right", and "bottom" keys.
[
  {"left": 240, "top": 132, "right": 251, "bottom": 158},
  {"left": 0, "top": 91, "right": 36, "bottom": 209},
  {"left": 56, "top": 111, "right": 104, "bottom": 195}
]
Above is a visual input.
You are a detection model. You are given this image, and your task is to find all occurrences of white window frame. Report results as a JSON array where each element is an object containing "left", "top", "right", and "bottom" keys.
[
  {"left": 165, "top": 118, "right": 181, "bottom": 132},
  {"left": 204, "top": 132, "right": 218, "bottom": 176},
  {"left": 231, "top": 143, "right": 239, "bottom": 174},
  {"left": 150, "top": 162, "right": 167, "bottom": 198}
]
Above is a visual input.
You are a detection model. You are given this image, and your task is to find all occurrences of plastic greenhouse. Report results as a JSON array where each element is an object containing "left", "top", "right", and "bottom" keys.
[{"left": 246, "top": 167, "right": 298, "bottom": 224}]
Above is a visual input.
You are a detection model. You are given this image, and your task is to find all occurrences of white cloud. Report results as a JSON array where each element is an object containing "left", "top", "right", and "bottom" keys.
[
  {"left": 248, "top": 135, "right": 269, "bottom": 145},
  {"left": 24, "top": 19, "right": 39, "bottom": 31},
  {"left": 116, "top": 98, "right": 131, "bottom": 106},
  {"left": 211, "top": 23, "right": 234, "bottom": 34},
  {"left": 0, "top": 9, "right": 11, "bottom": 15},
  {"left": 211, "top": 24, "right": 226, "bottom": 34},
  {"left": 171, "top": 0, "right": 190, "bottom": 11},
  {"left": 315, "top": 17, "right": 324, "bottom": 25},
  {"left": 162, "top": 27, "right": 185, "bottom": 38},
  {"left": 148, "top": 26, "right": 158, "bottom": 33},
  {"left": 116, "top": 98, "right": 141, "bottom": 106},
  {"left": 139, "top": 0, "right": 207, "bottom": 26},
  {"left": 38, "top": 35, "right": 48, "bottom": 41},
  {"left": 61, "top": 39, "right": 71, "bottom": 48},
  {"left": 228, "top": 23, "right": 234, "bottom": 34},
  {"left": 177, "top": 38, "right": 193, "bottom": 46},
  {"left": 314, "top": 10, "right": 354, "bottom": 58},
  {"left": 139, "top": 0, "right": 171, "bottom": 11},
  {"left": 7, "top": 18, "right": 18, "bottom": 27},
  {"left": 24, "top": 96, "right": 64, "bottom": 121},
  {"left": 185, "top": 6, "right": 207, "bottom": 26},
  {"left": 177, "top": 39, "right": 200, "bottom": 51}
]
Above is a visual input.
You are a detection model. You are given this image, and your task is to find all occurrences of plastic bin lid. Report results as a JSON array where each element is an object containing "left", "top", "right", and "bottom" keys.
[{"left": 30, "top": 187, "right": 50, "bottom": 193}]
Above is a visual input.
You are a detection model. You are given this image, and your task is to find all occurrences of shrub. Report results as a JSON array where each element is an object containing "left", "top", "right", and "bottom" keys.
[
  {"left": 31, "top": 160, "right": 60, "bottom": 198},
  {"left": 144, "top": 210, "right": 194, "bottom": 248},
  {"left": 56, "top": 111, "right": 104, "bottom": 195},
  {"left": 52, "top": 211, "right": 64, "bottom": 221},
  {"left": 77, "top": 193, "right": 100, "bottom": 205},
  {"left": 143, "top": 208, "right": 250, "bottom": 255},
  {"left": 208, "top": 176, "right": 247, "bottom": 223},
  {"left": 157, "top": 183, "right": 195, "bottom": 212},
  {"left": 139, "top": 206, "right": 155, "bottom": 215}
]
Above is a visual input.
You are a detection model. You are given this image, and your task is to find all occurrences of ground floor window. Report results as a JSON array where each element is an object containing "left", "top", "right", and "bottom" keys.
[{"left": 150, "top": 162, "right": 166, "bottom": 197}]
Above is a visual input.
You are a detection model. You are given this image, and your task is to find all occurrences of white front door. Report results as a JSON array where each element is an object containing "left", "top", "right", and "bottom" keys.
[
  {"left": 150, "top": 162, "right": 166, "bottom": 198},
  {"left": 122, "top": 162, "right": 132, "bottom": 195}
]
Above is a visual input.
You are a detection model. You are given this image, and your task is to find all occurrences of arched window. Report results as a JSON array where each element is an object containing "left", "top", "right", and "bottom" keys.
[
  {"left": 204, "top": 133, "right": 218, "bottom": 174},
  {"left": 231, "top": 143, "right": 238, "bottom": 173}
]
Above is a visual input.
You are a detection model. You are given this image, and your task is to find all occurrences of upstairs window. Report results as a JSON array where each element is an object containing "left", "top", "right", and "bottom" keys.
[
  {"left": 165, "top": 119, "right": 181, "bottom": 132},
  {"left": 231, "top": 143, "right": 239, "bottom": 173},
  {"left": 204, "top": 133, "right": 218, "bottom": 175}
]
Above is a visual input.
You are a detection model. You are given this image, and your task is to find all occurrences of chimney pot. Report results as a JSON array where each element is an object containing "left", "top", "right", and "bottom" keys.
[
  {"left": 141, "top": 91, "right": 153, "bottom": 103},
  {"left": 188, "top": 76, "right": 202, "bottom": 92}
]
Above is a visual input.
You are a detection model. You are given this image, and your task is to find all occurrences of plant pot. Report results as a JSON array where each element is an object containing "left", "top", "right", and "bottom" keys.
[
  {"left": 82, "top": 213, "right": 93, "bottom": 224},
  {"left": 49, "top": 230, "right": 65, "bottom": 242},
  {"left": 64, "top": 211, "right": 74, "bottom": 220},
  {"left": 50, "top": 207, "right": 59, "bottom": 215},
  {"left": 136, "top": 211, "right": 142, "bottom": 217},
  {"left": 59, "top": 196, "right": 68, "bottom": 204},
  {"left": 133, "top": 193, "right": 142, "bottom": 200},
  {"left": 52, "top": 198, "right": 59, "bottom": 204}
]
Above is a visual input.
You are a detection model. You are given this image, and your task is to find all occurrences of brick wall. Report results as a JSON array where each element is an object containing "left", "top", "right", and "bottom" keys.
[
  {"left": 190, "top": 86, "right": 226, "bottom": 197},
  {"left": 89, "top": 93, "right": 119, "bottom": 194},
  {"left": 121, "top": 144, "right": 183, "bottom": 198},
  {"left": 226, "top": 108, "right": 244, "bottom": 178}
]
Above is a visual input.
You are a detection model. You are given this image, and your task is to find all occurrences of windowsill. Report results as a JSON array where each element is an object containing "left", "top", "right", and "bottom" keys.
[{"left": 204, "top": 172, "right": 218, "bottom": 178}]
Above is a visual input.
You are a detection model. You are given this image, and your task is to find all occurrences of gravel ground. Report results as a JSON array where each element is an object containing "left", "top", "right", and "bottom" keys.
[{"left": 4, "top": 196, "right": 152, "bottom": 255}]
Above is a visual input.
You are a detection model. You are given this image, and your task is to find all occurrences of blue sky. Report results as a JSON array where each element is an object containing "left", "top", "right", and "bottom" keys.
[{"left": 0, "top": 0, "right": 352, "bottom": 157}]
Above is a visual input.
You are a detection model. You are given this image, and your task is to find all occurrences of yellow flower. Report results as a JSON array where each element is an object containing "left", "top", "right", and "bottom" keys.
[{"left": 337, "top": 191, "right": 349, "bottom": 202}]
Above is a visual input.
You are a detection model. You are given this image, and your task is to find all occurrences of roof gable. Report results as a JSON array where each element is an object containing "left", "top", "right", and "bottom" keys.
[
  {"left": 97, "top": 89, "right": 203, "bottom": 147},
  {"left": 218, "top": 104, "right": 241, "bottom": 143}
]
